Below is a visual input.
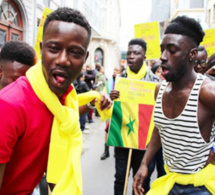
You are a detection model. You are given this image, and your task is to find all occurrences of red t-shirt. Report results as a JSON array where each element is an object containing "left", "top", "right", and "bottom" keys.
[{"left": 0, "top": 77, "right": 53, "bottom": 194}]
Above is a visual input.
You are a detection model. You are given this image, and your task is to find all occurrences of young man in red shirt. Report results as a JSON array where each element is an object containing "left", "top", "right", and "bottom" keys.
[{"left": 0, "top": 7, "right": 112, "bottom": 194}]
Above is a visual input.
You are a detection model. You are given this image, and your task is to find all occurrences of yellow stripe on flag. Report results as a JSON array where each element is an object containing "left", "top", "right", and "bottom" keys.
[{"left": 121, "top": 102, "right": 139, "bottom": 148}]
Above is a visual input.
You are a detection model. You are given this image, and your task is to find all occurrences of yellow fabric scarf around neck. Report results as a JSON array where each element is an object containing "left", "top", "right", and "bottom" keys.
[
  {"left": 147, "top": 164, "right": 215, "bottom": 195},
  {"left": 27, "top": 61, "right": 82, "bottom": 195},
  {"left": 26, "top": 61, "right": 112, "bottom": 195},
  {"left": 126, "top": 61, "right": 148, "bottom": 80}
]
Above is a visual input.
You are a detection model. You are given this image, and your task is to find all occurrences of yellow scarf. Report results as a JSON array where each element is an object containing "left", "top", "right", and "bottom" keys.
[
  {"left": 147, "top": 164, "right": 215, "bottom": 195},
  {"left": 26, "top": 61, "right": 112, "bottom": 194},
  {"left": 126, "top": 62, "right": 148, "bottom": 80}
]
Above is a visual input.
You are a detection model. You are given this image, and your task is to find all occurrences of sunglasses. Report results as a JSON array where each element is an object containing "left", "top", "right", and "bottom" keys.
[{"left": 194, "top": 60, "right": 207, "bottom": 68}]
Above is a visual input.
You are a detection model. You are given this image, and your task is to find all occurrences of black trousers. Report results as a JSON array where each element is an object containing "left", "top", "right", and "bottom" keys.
[{"left": 114, "top": 147, "right": 148, "bottom": 195}]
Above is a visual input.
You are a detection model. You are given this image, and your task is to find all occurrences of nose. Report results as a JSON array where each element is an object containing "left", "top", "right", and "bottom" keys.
[
  {"left": 196, "top": 64, "right": 202, "bottom": 68},
  {"left": 160, "top": 49, "right": 167, "bottom": 61},
  {"left": 55, "top": 50, "right": 70, "bottom": 67},
  {"left": 130, "top": 52, "right": 135, "bottom": 58}
]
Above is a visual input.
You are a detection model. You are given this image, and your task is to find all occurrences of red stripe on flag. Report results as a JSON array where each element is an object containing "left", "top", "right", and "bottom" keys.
[{"left": 138, "top": 104, "right": 154, "bottom": 149}]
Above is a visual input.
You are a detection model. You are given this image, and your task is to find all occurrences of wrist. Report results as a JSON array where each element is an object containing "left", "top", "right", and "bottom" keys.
[{"left": 87, "top": 102, "right": 95, "bottom": 109}]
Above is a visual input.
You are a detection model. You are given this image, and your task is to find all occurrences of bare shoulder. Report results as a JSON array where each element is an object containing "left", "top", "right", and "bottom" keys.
[{"left": 200, "top": 78, "right": 215, "bottom": 110}]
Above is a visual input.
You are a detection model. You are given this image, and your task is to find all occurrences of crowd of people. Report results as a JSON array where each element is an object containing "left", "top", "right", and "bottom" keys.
[{"left": 0, "top": 6, "right": 215, "bottom": 195}]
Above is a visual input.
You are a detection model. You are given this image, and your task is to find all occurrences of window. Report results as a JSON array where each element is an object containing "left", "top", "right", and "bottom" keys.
[
  {"left": 94, "top": 48, "right": 104, "bottom": 66},
  {"left": 0, "top": 1, "right": 23, "bottom": 48},
  {"left": 190, "top": 0, "right": 204, "bottom": 8}
]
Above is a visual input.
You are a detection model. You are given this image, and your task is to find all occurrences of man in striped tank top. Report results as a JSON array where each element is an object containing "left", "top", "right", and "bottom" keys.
[{"left": 133, "top": 16, "right": 215, "bottom": 195}]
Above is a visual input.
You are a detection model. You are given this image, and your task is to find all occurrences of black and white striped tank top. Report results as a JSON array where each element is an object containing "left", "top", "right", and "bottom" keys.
[{"left": 154, "top": 74, "right": 215, "bottom": 174}]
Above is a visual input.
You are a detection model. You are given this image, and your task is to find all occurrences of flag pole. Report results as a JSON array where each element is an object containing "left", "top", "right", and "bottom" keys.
[{"left": 123, "top": 148, "right": 132, "bottom": 195}]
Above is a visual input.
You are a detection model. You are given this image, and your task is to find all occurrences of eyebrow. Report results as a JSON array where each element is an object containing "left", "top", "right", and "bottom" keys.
[
  {"left": 45, "top": 41, "right": 86, "bottom": 52},
  {"left": 160, "top": 43, "right": 178, "bottom": 47}
]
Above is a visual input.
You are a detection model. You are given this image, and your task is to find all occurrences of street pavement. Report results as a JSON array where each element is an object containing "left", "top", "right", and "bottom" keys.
[{"left": 81, "top": 115, "right": 157, "bottom": 195}]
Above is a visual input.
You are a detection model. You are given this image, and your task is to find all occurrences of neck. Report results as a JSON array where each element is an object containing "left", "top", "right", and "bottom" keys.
[
  {"left": 130, "top": 66, "right": 141, "bottom": 74},
  {"left": 171, "top": 70, "right": 197, "bottom": 90}
]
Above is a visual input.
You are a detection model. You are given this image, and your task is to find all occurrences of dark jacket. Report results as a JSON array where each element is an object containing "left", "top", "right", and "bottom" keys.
[
  {"left": 84, "top": 70, "right": 96, "bottom": 89},
  {"left": 75, "top": 80, "right": 89, "bottom": 94}
]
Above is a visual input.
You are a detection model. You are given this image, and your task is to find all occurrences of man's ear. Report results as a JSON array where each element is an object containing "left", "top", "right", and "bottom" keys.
[{"left": 189, "top": 47, "right": 198, "bottom": 60}]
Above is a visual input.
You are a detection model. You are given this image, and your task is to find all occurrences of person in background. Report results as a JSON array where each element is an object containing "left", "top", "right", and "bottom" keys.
[
  {"left": 84, "top": 64, "right": 96, "bottom": 123},
  {"left": 76, "top": 71, "right": 90, "bottom": 133},
  {"left": 0, "top": 41, "right": 42, "bottom": 195},
  {"left": 84, "top": 64, "right": 96, "bottom": 90},
  {"left": 150, "top": 59, "right": 165, "bottom": 80},
  {"left": 95, "top": 63, "right": 106, "bottom": 117},
  {"left": 0, "top": 40, "right": 37, "bottom": 89},
  {"left": 0, "top": 7, "right": 112, "bottom": 194},
  {"left": 134, "top": 15, "right": 215, "bottom": 195},
  {"left": 95, "top": 63, "right": 106, "bottom": 93},
  {"left": 205, "top": 53, "right": 215, "bottom": 80},
  {"left": 193, "top": 45, "right": 208, "bottom": 75},
  {"left": 110, "top": 38, "right": 160, "bottom": 195}
]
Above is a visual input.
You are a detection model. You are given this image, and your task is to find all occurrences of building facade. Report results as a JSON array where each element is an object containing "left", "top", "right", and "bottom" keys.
[
  {"left": 0, "top": 0, "right": 121, "bottom": 79},
  {"left": 206, "top": 0, "right": 215, "bottom": 28},
  {"left": 170, "top": 0, "right": 208, "bottom": 29}
]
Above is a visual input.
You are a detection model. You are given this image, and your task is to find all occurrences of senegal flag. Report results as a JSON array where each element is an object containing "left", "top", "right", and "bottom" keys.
[{"left": 107, "top": 77, "right": 156, "bottom": 150}]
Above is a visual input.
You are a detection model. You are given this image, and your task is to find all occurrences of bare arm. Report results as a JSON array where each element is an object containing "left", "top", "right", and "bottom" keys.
[
  {"left": 0, "top": 163, "right": 6, "bottom": 189},
  {"left": 200, "top": 79, "right": 215, "bottom": 166},
  {"left": 200, "top": 79, "right": 215, "bottom": 116},
  {"left": 79, "top": 104, "right": 91, "bottom": 116}
]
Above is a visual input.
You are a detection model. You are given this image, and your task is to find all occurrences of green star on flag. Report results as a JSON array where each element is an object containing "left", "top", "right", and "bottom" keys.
[{"left": 126, "top": 115, "right": 135, "bottom": 136}]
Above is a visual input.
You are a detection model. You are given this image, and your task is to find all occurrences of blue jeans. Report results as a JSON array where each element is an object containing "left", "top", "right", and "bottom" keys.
[
  {"left": 169, "top": 184, "right": 212, "bottom": 195},
  {"left": 79, "top": 113, "right": 87, "bottom": 131}
]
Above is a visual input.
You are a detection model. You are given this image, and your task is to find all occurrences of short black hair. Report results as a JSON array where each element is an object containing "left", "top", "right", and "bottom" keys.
[
  {"left": 164, "top": 16, "right": 205, "bottom": 46},
  {"left": 197, "top": 45, "right": 208, "bottom": 57},
  {"left": 0, "top": 41, "right": 37, "bottom": 66},
  {"left": 151, "top": 63, "right": 160, "bottom": 74},
  {"left": 43, "top": 7, "right": 91, "bottom": 37},
  {"left": 128, "top": 39, "right": 147, "bottom": 52}
]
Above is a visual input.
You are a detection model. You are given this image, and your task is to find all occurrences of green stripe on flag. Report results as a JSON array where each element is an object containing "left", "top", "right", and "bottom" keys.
[{"left": 107, "top": 101, "right": 124, "bottom": 147}]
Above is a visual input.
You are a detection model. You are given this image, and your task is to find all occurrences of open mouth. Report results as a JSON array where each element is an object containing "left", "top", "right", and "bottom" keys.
[
  {"left": 127, "top": 61, "right": 133, "bottom": 66},
  {"left": 161, "top": 66, "right": 169, "bottom": 77},
  {"left": 52, "top": 71, "right": 68, "bottom": 86}
]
